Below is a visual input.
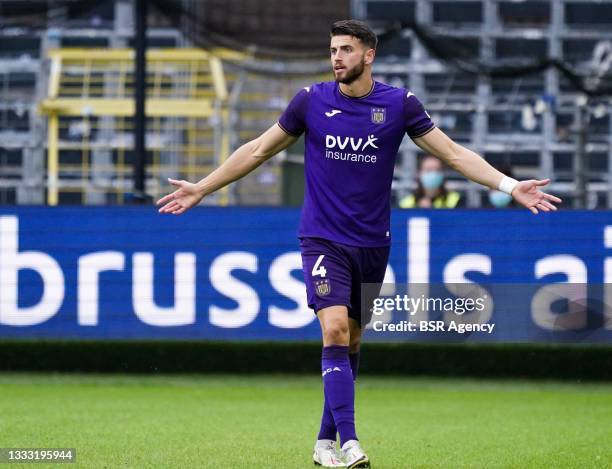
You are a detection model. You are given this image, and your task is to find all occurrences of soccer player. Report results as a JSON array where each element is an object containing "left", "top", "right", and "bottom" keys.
[{"left": 157, "top": 19, "right": 561, "bottom": 468}]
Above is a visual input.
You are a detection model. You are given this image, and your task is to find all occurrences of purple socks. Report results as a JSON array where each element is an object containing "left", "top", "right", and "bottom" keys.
[
  {"left": 317, "top": 400, "right": 337, "bottom": 441},
  {"left": 318, "top": 346, "right": 360, "bottom": 445}
]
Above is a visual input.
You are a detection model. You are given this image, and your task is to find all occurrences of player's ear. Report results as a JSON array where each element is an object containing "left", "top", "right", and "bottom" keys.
[{"left": 364, "top": 48, "right": 375, "bottom": 65}]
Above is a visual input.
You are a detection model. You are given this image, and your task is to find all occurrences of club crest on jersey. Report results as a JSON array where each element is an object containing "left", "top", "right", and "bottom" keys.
[
  {"left": 315, "top": 279, "right": 331, "bottom": 296},
  {"left": 371, "top": 107, "right": 386, "bottom": 124}
]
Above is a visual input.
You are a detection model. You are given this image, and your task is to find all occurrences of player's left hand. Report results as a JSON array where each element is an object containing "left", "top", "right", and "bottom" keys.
[{"left": 512, "top": 179, "right": 562, "bottom": 214}]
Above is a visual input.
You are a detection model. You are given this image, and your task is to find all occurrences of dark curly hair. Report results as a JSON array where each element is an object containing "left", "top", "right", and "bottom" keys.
[{"left": 330, "top": 19, "right": 377, "bottom": 49}]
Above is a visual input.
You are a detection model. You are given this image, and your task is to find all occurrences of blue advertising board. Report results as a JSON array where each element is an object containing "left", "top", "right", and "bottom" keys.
[{"left": 0, "top": 207, "right": 610, "bottom": 342}]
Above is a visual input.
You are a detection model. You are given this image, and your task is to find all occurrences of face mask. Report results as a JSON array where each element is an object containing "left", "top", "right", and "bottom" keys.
[
  {"left": 489, "top": 190, "right": 513, "bottom": 208},
  {"left": 420, "top": 171, "right": 444, "bottom": 190}
]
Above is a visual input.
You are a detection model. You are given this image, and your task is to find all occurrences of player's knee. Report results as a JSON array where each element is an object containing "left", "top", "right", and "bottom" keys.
[{"left": 324, "top": 319, "right": 349, "bottom": 345}]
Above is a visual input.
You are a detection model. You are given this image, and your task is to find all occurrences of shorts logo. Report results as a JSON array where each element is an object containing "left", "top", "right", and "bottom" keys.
[
  {"left": 371, "top": 107, "right": 386, "bottom": 124},
  {"left": 315, "top": 279, "right": 331, "bottom": 296}
]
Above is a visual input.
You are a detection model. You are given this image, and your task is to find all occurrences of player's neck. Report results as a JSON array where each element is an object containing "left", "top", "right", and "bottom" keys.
[{"left": 338, "top": 75, "right": 374, "bottom": 98}]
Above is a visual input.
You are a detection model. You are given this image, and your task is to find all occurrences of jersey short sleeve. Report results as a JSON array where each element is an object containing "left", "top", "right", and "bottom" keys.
[
  {"left": 278, "top": 87, "right": 310, "bottom": 136},
  {"left": 404, "top": 91, "right": 435, "bottom": 138}
]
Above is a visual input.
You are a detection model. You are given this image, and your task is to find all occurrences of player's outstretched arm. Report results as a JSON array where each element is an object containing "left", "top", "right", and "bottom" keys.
[
  {"left": 413, "top": 127, "right": 562, "bottom": 214},
  {"left": 157, "top": 123, "right": 297, "bottom": 215}
]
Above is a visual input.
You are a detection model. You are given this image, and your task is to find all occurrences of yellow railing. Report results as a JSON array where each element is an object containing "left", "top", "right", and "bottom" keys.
[{"left": 39, "top": 48, "right": 229, "bottom": 205}]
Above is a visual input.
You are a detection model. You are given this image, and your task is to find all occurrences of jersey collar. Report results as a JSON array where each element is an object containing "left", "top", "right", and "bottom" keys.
[{"left": 338, "top": 80, "right": 376, "bottom": 100}]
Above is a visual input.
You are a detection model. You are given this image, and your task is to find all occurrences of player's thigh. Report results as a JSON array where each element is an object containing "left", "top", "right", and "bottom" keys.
[{"left": 300, "top": 237, "right": 353, "bottom": 314}]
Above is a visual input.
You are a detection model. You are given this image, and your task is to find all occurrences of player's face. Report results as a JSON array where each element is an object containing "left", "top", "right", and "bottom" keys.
[{"left": 330, "top": 35, "right": 372, "bottom": 85}]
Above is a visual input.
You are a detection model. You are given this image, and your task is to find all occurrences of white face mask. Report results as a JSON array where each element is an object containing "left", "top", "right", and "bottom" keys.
[{"left": 420, "top": 171, "right": 444, "bottom": 190}]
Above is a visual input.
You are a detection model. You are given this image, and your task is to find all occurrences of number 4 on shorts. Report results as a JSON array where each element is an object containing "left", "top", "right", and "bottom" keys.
[{"left": 312, "top": 254, "right": 327, "bottom": 278}]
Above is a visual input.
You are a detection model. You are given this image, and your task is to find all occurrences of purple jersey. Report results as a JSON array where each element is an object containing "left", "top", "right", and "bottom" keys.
[{"left": 278, "top": 81, "right": 434, "bottom": 247}]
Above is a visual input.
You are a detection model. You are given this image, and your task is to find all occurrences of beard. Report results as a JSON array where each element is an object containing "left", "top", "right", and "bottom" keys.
[{"left": 335, "top": 58, "right": 365, "bottom": 85}]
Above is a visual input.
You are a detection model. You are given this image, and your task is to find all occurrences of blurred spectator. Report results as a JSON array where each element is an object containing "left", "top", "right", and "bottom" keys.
[
  {"left": 486, "top": 162, "right": 516, "bottom": 208},
  {"left": 399, "top": 155, "right": 462, "bottom": 208}
]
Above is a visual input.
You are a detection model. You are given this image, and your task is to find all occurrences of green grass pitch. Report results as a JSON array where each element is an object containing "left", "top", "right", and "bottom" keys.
[{"left": 0, "top": 374, "right": 610, "bottom": 468}]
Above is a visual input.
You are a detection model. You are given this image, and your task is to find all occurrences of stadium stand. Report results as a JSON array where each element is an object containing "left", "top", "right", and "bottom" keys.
[
  {"left": 38, "top": 48, "right": 228, "bottom": 205},
  {"left": 359, "top": 0, "right": 612, "bottom": 208},
  {"left": 0, "top": 0, "right": 611, "bottom": 207}
]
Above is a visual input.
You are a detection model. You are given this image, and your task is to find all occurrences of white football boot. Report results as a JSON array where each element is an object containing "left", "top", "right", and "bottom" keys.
[
  {"left": 313, "top": 439, "right": 345, "bottom": 467},
  {"left": 341, "top": 440, "right": 370, "bottom": 468}
]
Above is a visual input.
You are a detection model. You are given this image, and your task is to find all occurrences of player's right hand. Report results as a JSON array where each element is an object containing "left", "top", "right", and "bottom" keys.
[{"left": 157, "top": 178, "right": 203, "bottom": 215}]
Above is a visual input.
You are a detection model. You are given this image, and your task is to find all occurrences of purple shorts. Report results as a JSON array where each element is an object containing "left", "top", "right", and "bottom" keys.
[{"left": 300, "top": 237, "right": 390, "bottom": 325}]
